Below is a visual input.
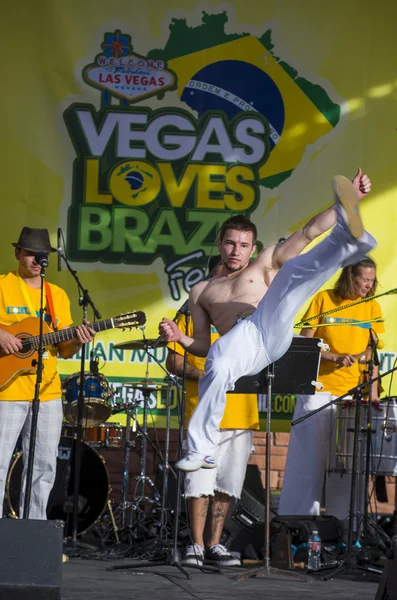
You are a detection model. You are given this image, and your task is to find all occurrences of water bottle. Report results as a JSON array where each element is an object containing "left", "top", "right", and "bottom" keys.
[{"left": 307, "top": 529, "right": 321, "bottom": 571}]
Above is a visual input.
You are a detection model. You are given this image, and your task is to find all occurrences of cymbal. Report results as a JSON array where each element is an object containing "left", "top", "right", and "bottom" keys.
[
  {"left": 123, "top": 378, "right": 171, "bottom": 390},
  {"left": 113, "top": 338, "right": 167, "bottom": 350}
]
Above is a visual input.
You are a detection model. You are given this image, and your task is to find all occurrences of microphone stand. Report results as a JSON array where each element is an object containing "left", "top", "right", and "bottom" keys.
[
  {"left": 58, "top": 251, "right": 101, "bottom": 548},
  {"left": 22, "top": 255, "right": 48, "bottom": 518},
  {"left": 361, "top": 334, "right": 377, "bottom": 552}
]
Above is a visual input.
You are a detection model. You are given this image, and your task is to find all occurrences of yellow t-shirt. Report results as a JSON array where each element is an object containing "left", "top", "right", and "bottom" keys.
[
  {"left": 168, "top": 313, "right": 259, "bottom": 430},
  {"left": 0, "top": 271, "right": 73, "bottom": 401},
  {"left": 301, "top": 289, "right": 385, "bottom": 397}
]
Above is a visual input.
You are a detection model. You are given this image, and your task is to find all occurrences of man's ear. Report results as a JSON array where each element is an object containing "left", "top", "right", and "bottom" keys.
[{"left": 250, "top": 244, "right": 257, "bottom": 258}]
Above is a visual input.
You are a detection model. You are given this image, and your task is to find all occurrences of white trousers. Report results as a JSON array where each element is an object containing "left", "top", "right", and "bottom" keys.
[
  {"left": 0, "top": 399, "right": 63, "bottom": 519},
  {"left": 187, "top": 214, "right": 376, "bottom": 456},
  {"left": 279, "top": 393, "right": 335, "bottom": 516},
  {"left": 279, "top": 395, "right": 397, "bottom": 520},
  {"left": 184, "top": 429, "right": 253, "bottom": 499}
]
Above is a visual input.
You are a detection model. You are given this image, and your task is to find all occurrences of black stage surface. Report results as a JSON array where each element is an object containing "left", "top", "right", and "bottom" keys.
[{"left": 61, "top": 558, "right": 380, "bottom": 600}]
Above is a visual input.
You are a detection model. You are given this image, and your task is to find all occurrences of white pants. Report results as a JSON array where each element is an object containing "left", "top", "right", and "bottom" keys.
[
  {"left": 279, "top": 395, "right": 397, "bottom": 520},
  {"left": 187, "top": 215, "right": 376, "bottom": 456},
  {"left": 184, "top": 429, "right": 253, "bottom": 499},
  {"left": 0, "top": 399, "right": 63, "bottom": 519}
]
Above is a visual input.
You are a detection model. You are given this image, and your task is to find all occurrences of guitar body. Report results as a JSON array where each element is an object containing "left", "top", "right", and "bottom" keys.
[
  {"left": 0, "top": 318, "right": 53, "bottom": 390},
  {"left": 0, "top": 309, "right": 146, "bottom": 392}
]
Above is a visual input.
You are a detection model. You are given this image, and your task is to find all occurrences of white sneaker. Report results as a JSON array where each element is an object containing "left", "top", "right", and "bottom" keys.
[
  {"left": 206, "top": 544, "right": 241, "bottom": 567},
  {"left": 332, "top": 175, "right": 364, "bottom": 239},
  {"left": 175, "top": 453, "right": 216, "bottom": 472},
  {"left": 182, "top": 543, "right": 205, "bottom": 566}
]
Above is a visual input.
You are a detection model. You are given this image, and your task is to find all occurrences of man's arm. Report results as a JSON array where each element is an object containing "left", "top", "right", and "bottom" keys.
[
  {"left": 166, "top": 349, "right": 204, "bottom": 380},
  {"left": 268, "top": 168, "right": 371, "bottom": 270},
  {"left": 159, "top": 282, "right": 211, "bottom": 357}
]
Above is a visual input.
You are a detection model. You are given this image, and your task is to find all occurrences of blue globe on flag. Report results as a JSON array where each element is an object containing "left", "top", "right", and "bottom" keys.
[{"left": 181, "top": 60, "right": 285, "bottom": 150}]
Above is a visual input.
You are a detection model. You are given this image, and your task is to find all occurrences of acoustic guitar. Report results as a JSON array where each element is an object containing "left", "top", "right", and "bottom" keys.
[{"left": 0, "top": 311, "right": 146, "bottom": 390}]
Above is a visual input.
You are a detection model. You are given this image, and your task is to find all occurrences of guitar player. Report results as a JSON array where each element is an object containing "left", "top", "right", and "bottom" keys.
[{"left": 0, "top": 227, "right": 95, "bottom": 519}]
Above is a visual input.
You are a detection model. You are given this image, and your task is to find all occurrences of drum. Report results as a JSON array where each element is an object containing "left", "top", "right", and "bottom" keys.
[
  {"left": 328, "top": 399, "right": 397, "bottom": 475},
  {"left": 62, "top": 372, "right": 113, "bottom": 427},
  {"left": 5, "top": 436, "right": 110, "bottom": 537},
  {"left": 61, "top": 423, "right": 124, "bottom": 448},
  {"left": 84, "top": 423, "right": 123, "bottom": 448}
]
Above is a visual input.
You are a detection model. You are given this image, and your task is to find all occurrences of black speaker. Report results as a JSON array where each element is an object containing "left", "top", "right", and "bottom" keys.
[
  {"left": 375, "top": 537, "right": 397, "bottom": 600},
  {"left": 0, "top": 519, "right": 63, "bottom": 600},
  {"left": 221, "top": 466, "right": 272, "bottom": 560}
]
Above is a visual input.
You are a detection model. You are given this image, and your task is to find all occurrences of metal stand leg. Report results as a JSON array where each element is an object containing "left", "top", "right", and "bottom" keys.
[{"left": 235, "top": 364, "right": 311, "bottom": 583}]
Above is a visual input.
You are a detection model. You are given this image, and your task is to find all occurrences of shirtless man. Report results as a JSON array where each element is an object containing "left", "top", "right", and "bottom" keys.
[{"left": 160, "top": 172, "right": 375, "bottom": 472}]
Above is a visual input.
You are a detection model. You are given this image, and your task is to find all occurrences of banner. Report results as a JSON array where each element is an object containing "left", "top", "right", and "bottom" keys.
[{"left": 2, "top": 1, "right": 397, "bottom": 429}]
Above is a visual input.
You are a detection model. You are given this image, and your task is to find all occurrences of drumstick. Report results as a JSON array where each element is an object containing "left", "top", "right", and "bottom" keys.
[{"left": 335, "top": 349, "right": 367, "bottom": 369}]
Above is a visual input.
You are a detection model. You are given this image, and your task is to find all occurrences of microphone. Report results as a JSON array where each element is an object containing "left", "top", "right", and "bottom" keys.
[
  {"left": 57, "top": 228, "right": 62, "bottom": 272},
  {"left": 369, "top": 329, "right": 380, "bottom": 366},
  {"left": 34, "top": 252, "right": 49, "bottom": 268}
]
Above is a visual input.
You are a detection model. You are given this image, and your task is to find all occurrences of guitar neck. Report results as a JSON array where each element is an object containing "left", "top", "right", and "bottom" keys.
[{"left": 27, "top": 318, "right": 115, "bottom": 350}]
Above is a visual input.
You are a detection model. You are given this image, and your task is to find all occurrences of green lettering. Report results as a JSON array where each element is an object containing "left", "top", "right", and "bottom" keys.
[
  {"left": 79, "top": 205, "right": 112, "bottom": 251},
  {"left": 143, "top": 208, "right": 187, "bottom": 253},
  {"left": 112, "top": 207, "right": 150, "bottom": 252}
]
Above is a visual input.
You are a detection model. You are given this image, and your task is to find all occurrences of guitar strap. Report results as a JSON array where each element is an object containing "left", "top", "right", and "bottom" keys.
[
  {"left": 16, "top": 272, "right": 58, "bottom": 331},
  {"left": 16, "top": 272, "right": 44, "bottom": 320},
  {"left": 45, "top": 282, "right": 58, "bottom": 332}
]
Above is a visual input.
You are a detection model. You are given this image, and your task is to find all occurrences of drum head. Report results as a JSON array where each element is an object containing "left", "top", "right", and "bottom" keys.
[{"left": 5, "top": 436, "right": 110, "bottom": 537}]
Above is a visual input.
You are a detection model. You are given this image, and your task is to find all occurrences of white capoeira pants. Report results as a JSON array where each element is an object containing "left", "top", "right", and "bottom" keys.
[
  {"left": 186, "top": 212, "right": 377, "bottom": 457},
  {"left": 279, "top": 394, "right": 397, "bottom": 520},
  {"left": 0, "top": 399, "right": 63, "bottom": 519}
]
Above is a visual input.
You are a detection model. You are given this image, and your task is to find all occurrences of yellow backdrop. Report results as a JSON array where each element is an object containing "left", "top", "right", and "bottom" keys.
[{"left": 2, "top": 1, "right": 397, "bottom": 429}]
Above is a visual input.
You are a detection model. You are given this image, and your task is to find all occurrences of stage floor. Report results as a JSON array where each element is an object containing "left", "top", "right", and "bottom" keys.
[{"left": 61, "top": 558, "right": 380, "bottom": 600}]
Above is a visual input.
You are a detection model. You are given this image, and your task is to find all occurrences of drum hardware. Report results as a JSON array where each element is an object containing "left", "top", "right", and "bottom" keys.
[{"left": 107, "top": 331, "right": 184, "bottom": 569}]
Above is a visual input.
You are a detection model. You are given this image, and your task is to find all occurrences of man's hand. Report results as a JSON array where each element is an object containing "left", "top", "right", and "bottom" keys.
[
  {"left": 159, "top": 318, "right": 182, "bottom": 342},
  {"left": 76, "top": 323, "right": 96, "bottom": 345},
  {"left": 352, "top": 167, "right": 371, "bottom": 200},
  {"left": 0, "top": 329, "right": 23, "bottom": 355},
  {"left": 335, "top": 353, "right": 357, "bottom": 368}
]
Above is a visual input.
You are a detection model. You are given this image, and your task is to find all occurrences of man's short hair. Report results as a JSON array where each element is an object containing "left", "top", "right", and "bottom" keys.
[{"left": 218, "top": 215, "right": 257, "bottom": 245}]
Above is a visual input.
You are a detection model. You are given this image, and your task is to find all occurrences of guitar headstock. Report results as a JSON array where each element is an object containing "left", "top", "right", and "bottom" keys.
[{"left": 114, "top": 311, "right": 146, "bottom": 331}]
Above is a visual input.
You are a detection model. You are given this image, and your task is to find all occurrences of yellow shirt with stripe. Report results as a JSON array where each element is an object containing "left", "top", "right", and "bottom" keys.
[
  {"left": 0, "top": 271, "right": 73, "bottom": 401},
  {"left": 301, "top": 290, "right": 385, "bottom": 397},
  {"left": 168, "top": 314, "right": 259, "bottom": 430}
]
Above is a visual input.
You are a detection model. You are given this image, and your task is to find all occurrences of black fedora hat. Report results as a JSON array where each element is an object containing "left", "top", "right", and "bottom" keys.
[{"left": 12, "top": 227, "right": 56, "bottom": 253}]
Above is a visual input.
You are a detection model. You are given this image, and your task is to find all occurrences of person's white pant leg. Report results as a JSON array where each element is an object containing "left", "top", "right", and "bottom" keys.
[
  {"left": 0, "top": 402, "right": 29, "bottom": 518},
  {"left": 19, "top": 399, "right": 63, "bottom": 520},
  {"left": 249, "top": 221, "right": 376, "bottom": 364},
  {"left": 187, "top": 322, "right": 270, "bottom": 456},
  {"left": 278, "top": 393, "right": 333, "bottom": 515}
]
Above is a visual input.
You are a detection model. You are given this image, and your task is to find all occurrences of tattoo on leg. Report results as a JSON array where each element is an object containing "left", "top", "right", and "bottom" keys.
[
  {"left": 199, "top": 497, "right": 209, "bottom": 519},
  {"left": 211, "top": 498, "right": 225, "bottom": 522},
  {"left": 209, "top": 493, "right": 231, "bottom": 544}
]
